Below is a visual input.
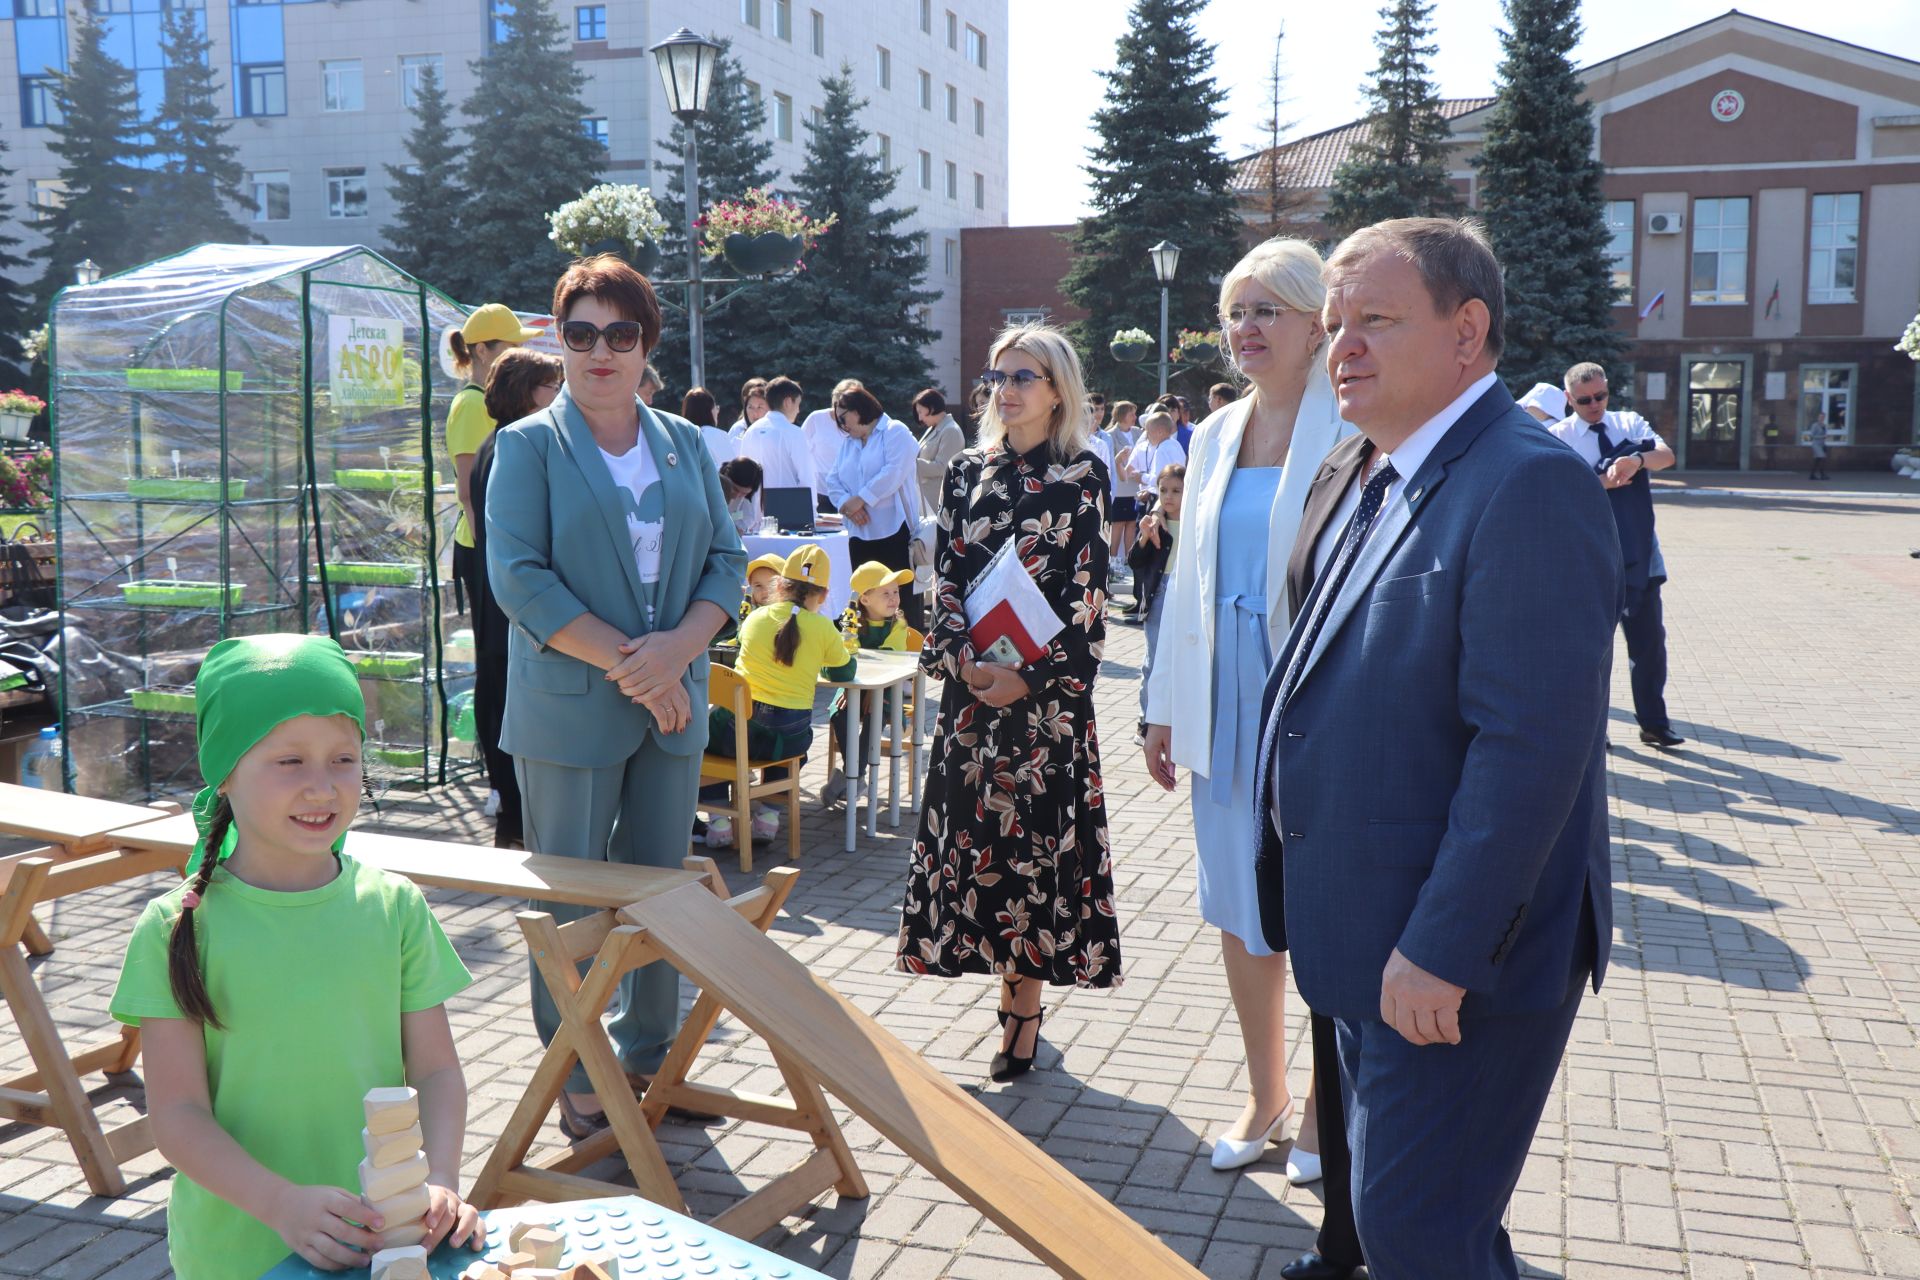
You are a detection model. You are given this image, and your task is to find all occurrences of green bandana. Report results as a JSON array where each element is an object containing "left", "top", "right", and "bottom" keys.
[{"left": 187, "top": 634, "right": 367, "bottom": 876}]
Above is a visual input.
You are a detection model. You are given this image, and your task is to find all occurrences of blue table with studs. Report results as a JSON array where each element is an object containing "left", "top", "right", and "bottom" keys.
[{"left": 259, "top": 1195, "right": 830, "bottom": 1279}]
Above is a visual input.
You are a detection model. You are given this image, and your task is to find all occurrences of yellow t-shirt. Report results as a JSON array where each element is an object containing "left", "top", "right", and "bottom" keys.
[
  {"left": 735, "top": 602, "right": 856, "bottom": 710},
  {"left": 445, "top": 385, "right": 494, "bottom": 547}
]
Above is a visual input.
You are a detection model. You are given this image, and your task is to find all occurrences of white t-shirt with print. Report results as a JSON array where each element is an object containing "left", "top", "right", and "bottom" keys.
[{"left": 599, "top": 443, "right": 665, "bottom": 587}]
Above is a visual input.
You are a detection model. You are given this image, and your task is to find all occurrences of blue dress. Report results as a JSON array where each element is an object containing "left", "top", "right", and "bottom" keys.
[{"left": 1191, "top": 466, "right": 1281, "bottom": 955}]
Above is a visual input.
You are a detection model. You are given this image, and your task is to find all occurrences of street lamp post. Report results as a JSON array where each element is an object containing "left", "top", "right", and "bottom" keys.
[
  {"left": 1148, "top": 240, "right": 1180, "bottom": 397},
  {"left": 650, "top": 27, "right": 723, "bottom": 389}
]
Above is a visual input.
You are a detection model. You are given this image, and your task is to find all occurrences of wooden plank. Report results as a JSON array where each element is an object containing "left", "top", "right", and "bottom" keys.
[
  {"left": 0, "top": 782, "right": 170, "bottom": 854},
  {"left": 0, "top": 944, "right": 125, "bottom": 1196},
  {"left": 0, "top": 1085, "right": 53, "bottom": 1126},
  {"left": 109, "top": 816, "right": 708, "bottom": 911},
  {"left": 623, "top": 885, "right": 1204, "bottom": 1280},
  {"left": 706, "top": 1148, "right": 843, "bottom": 1243},
  {"left": 37, "top": 847, "right": 188, "bottom": 902}
]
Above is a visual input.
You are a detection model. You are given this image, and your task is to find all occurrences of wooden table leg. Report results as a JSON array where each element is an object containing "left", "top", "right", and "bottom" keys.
[{"left": 21, "top": 913, "right": 52, "bottom": 957}]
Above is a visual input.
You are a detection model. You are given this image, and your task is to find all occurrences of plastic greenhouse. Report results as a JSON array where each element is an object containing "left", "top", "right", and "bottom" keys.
[{"left": 50, "top": 244, "right": 481, "bottom": 802}]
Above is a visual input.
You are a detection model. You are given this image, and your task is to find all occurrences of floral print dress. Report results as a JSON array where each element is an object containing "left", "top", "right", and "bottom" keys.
[{"left": 897, "top": 440, "right": 1122, "bottom": 989}]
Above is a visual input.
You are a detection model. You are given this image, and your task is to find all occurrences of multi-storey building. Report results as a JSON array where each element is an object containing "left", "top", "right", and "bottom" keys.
[{"left": 1, "top": 0, "right": 1009, "bottom": 395}]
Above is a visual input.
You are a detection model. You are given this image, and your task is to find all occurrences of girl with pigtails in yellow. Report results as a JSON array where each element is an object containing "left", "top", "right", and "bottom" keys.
[{"left": 110, "top": 635, "right": 483, "bottom": 1277}]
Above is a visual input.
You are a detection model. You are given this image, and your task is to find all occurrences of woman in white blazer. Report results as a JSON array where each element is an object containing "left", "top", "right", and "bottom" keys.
[{"left": 1142, "top": 238, "right": 1353, "bottom": 1173}]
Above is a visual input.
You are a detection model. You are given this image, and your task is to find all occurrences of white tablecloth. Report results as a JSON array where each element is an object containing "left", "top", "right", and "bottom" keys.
[{"left": 744, "top": 531, "right": 854, "bottom": 618}]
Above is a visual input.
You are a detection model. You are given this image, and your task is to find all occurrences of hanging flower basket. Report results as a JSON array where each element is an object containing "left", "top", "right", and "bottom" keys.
[
  {"left": 1174, "top": 329, "right": 1221, "bottom": 365},
  {"left": 548, "top": 184, "right": 669, "bottom": 267},
  {"left": 1110, "top": 328, "right": 1153, "bottom": 364},
  {"left": 0, "top": 390, "right": 44, "bottom": 441},
  {"left": 700, "top": 188, "right": 836, "bottom": 276}
]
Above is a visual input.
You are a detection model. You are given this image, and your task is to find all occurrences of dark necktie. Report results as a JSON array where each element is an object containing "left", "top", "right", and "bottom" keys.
[{"left": 1275, "top": 458, "right": 1399, "bottom": 710}]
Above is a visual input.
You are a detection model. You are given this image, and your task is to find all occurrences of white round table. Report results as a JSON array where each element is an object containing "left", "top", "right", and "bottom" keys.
[{"left": 743, "top": 530, "right": 854, "bottom": 618}]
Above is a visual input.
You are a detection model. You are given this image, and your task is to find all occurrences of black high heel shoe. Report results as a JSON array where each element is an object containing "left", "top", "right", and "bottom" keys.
[
  {"left": 990, "top": 1009, "right": 1043, "bottom": 1082},
  {"left": 996, "top": 976, "right": 1025, "bottom": 1029}
]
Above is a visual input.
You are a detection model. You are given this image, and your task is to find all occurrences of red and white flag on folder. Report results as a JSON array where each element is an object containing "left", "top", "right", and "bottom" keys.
[{"left": 964, "top": 538, "right": 1064, "bottom": 668}]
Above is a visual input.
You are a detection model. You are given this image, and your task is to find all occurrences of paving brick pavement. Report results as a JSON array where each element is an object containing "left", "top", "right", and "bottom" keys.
[{"left": 2, "top": 482, "right": 1917, "bottom": 1278}]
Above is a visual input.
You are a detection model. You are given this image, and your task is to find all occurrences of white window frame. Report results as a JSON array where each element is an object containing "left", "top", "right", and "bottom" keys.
[
  {"left": 744, "top": 79, "right": 762, "bottom": 107},
  {"left": 740, "top": 0, "right": 759, "bottom": 29},
  {"left": 973, "top": 97, "right": 985, "bottom": 137},
  {"left": 774, "top": 0, "right": 791, "bottom": 41},
  {"left": 249, "top": 170, "right": 290, "bottom": 221},
  {"left": 400, "top": 54, "right": 444, "bottom": 108},
  {"left": 945, "top": 83, "right": 957, "bottom": 124},
  {"left": 1604, "top": 199, "right": 1633, "bottom": 301},
  {"left": 944, "top": 160, "right": 957, "bottom": 200},
  {"left": 877, "top": 133, "right": 892, "bottom": 169},
  {"left": 321, "top": 59, "right": 364, "bottom": 113},
  {"left": 1004, "top": 308, "right": 1048, "bottom": 326},
  {"left": 918, "top": 69, "right": 931, "bottom": 111},
  {"left": 1798, "top": 363, "right": 1856, "bottom": 444},
  {"left": 773, "top": 92, "right": 792, "bottom": 142},
  {"left": 966, "top": 25, "right": 986, "bottom": 69},
  {"left": 1690, "top": 196, "right": 1749, "bottom": 305},
  {"left": 875, "top": 45, "right": 891, "bottom": 90},
  {"left": 27, "top": 179, "right": 65, "bottom": 223},
  {"left": 973, "top": 171, "right": 985, "bottom": 210},
  {"left": 809, "top": 9, "right": 824, "bottom": 56},
  {"left": 946, "top": 10, "right": 958, "bottom": 49},
  {"left": 919, "top": 0, "right": 931, "bottom": 34},
  {"left": 943, "top": 237, "right": 956, "bottom": 276},
  {"left": 325, "top": 167, "right": 368, "bottom": 219},
  {"left": 1807, "top": 192, "right": 1860, "bottom": 305},
  {"left": 917, "top": 150, "right": 932, "bottom": 191}
]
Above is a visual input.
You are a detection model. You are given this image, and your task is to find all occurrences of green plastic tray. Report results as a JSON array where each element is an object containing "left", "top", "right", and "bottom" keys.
[
  {"left": 130, "top": 686, "right": 196, "bottom": 714},
  {"left": 347, "top": 650, "right": 424, "bottom": 678},
  {"left": 334, "top": 468, "right": 423, "bottom": 491},
  {"left": 126, "top": 368, "right": 245, "bottom": 391},
  {"left": 120, "top": 579, "right": 245, "bottom": 608},
  {"left": 322, "top": 562, "right": 418, "bottom": 586},
  {"left": 370, "top": 745, "right": 426, "bottom": 768},
  {"left": 127, "top": 477, "right": 248, "bottom": 501}
]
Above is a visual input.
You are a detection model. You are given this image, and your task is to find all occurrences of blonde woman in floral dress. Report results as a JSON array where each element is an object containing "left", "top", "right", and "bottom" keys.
[{"left": 897, "top": 325, "right": 1120, "bottom": 1083}]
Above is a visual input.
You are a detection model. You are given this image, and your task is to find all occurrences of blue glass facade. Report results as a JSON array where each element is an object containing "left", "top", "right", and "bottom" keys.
[{"left": 11, "top": 0, "right": 68, "bottom": 129}]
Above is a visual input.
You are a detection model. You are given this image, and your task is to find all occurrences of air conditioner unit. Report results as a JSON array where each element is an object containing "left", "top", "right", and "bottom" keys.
[{"left": 1646, "top": 211, "right": 1685, "bottom": 235}]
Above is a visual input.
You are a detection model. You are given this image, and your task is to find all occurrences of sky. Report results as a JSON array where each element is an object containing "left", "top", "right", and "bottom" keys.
[{"left": 1006, "top": 0, "right": 1920, "bottom": 226}]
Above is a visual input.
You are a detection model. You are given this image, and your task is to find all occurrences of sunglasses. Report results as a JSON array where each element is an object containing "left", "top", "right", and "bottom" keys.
[
  {"left": 977, "top": 370, "right": 1053, "bottom": 390},
  {"left": 1572, "top": 389, "right": 1609, "bottom": 407},
  {"left": 560, "top": 320, "right": 643, "bottom": 353}
]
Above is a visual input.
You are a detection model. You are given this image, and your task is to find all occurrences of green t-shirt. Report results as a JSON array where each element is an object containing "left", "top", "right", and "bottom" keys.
[
  {"left": 445, "top": 385, "right": 495, "bottom": 547},
  {"left": 110, "top": 855, "right": 472, "bottom": 1280}
]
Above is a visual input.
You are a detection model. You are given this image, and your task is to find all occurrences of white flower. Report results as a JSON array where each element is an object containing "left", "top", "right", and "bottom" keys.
[
  {"left": 21, "top": 325, "right": 47, "bottom": 366},
  {"left": 1898, "top": 315, "right": 1920, "bottom": 362},
  {"left": 547, "top": 184, "right": 669, "bottom": 256},
  {"left": 1112, "top": 328, "right": 1152, "bottom": 346}
]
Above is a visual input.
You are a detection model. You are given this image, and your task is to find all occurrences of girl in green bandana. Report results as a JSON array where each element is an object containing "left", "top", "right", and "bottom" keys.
[{"left": 110, "top": 635, "right": 484, "bottom": 1278}]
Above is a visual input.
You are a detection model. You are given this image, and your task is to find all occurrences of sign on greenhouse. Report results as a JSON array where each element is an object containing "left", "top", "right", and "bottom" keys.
[{"left": 329, "top": 314, "right": 406, "bottom": 408}]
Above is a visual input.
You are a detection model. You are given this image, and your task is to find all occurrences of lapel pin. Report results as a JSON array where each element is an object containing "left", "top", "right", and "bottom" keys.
[
  {"left": 666, "top": 452, "right": 677, "bottom": 467},
  {"left": 1410, "top": 487, "right": 1424, "bottom": 502}
]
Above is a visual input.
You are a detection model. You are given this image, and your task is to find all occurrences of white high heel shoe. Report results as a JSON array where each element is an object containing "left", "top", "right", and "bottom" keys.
[
  {"left": 1285, "top": 1146, "right": 1323, "bottom": 1185},
  {"left": 1209, "top": 1099, "right": 1295, "bottom": 1171}
]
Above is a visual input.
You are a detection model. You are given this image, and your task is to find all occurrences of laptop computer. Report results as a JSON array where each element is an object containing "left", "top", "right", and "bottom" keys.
[{"left": 761, "top": 486, "right": 816, "bottom": 534}]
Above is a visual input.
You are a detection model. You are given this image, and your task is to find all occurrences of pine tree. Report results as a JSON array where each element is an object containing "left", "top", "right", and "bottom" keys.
[
  {"left": 456, "top": 0, "right": 604, "bottom": 308},
  {"left": 384, "top": 65, "right": 465, "bottom": 291},
  {"left": 145, "top": 6, "right": 256, "bottom": 258},
  {"left": 1475, "top": 0, "right": 1624, "bottom": 390},
  {"left": 1060, "top": 0, "right": 1244, "bottom": 405},
  {"left": 32, "top": 12, "right": 148, "bottom": 310},
  {"left": 0, "top": 138, "right": 34, "bottom": 387},
  {"left": 1325, "top": 0, "right": 1462, "bottom": 238},
  {"left": 750, "top": 67, "right": 935, "bottom": 413},
  {"left": 650, "top": 38, "right": 777, "bottom": 404}
]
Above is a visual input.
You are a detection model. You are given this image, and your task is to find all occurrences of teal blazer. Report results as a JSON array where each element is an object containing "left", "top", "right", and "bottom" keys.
[{"left": 485, "top": 388, "right": 747, "bottom": 767}]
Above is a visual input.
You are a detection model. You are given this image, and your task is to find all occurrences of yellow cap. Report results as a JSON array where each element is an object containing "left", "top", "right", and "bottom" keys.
[
  {"left": 459, "top": 303, "right": 541, "bottom": 345},
  {"left": 781, "top": 545, "right": 831, "bottom": 587},
  {"left": 746, "top": 553, "right": 786, "bottom": 580},
  {"left": 849, "top": 561, "right": 914, "bottom": 595}
]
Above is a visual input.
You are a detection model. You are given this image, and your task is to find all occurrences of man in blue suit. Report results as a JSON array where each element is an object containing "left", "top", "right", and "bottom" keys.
[{"left": 1254, "top": 218, "right": 1621, "bottom": 1278}]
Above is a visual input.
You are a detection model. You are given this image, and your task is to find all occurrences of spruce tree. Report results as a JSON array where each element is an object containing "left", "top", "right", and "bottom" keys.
[
  {"left": 1060, "top": 0, "right": 1243, "bottom": 405},
  {"left": 146, "top": 6, "right": 256, "bottom": 258},
  {"left": 750, "top": 68, "right": 934, "bottom": 413},
  {"left": 0, "top": 139, "right": 34, "bottom": 387},
  {"left": 650, "top": 38, "right": 777, "bottom": 404},
  {"left": 1475, "top": 0, "right": 1623, "bottom": 390},
  {"left": 384, "top": 65, "right": 465, "bottom": 291},
  {"left": 1325, "top": 0, "right": 1462, "bottom": 238},
  {"left": 33, "top": 11, "right": 148, "bottom": 310},
  {"left": 457, "top": 0, "right": 603, "bottom": 308}
]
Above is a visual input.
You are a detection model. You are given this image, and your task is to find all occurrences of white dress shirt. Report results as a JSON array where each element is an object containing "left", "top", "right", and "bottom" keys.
[
  {"left": 800, "top": 407, "right": 843, "bottom": 479},
  {"left": 701, "top": 424, "right": 738, "bottom": 468},
  {"left": 1088, "top": 431, "right": 1113, "bottom": 486},
  {"left": 822, "top": 415, "right": 921, "bottom": 540},
  {"left": 1546, "top": 409, "right": 1658, "bottom": 474},
  {"left": 737, "top": 408, "right": 818, "bottom": 506},
  {"left": 1312, "top": 370, "right": 1498, "bottom": 580},
  {"left": 1128, "top": 435, "right": 1187, "bottom": 496}
]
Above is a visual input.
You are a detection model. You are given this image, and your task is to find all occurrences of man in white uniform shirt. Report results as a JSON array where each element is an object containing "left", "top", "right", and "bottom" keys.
[
  {"left": 737, "top": 375, "right": 818, "bottom": 509},
  {"left": 1127, "top": 408, "right": 1187, "bottom": 511},
  {"left": 1548, "top": 361, "right": 1683, "bottom": 749}
]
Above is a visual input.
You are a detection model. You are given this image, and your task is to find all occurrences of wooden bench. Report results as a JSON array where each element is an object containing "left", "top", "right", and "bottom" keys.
[
  {"left": 625, "top": 883, "right": 1204, "bottom": 1280},
  {"left": 0, "top": 783, "right": 186, "bottom": 1196}
]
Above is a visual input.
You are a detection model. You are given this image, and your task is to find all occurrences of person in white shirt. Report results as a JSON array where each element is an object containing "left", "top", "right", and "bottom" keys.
[
  {"left": 822, "top": 385, "right": 925, "bottom": 630},
  {"left": 1107, "top": 400, "right": 1143, "bottom": 563},
  {"left": 736, "top": 375, "right": 818, "bottom": 508},
  {"left": 1547, "top": 360, "right": 1682, "bottom": 750},
  {"left": 802, "top": 377, "right": 866, "bottom": 509},
  {"left": 729, "top": 377, "right": 769, "bottom": 438},
  {"left": 680, "top": 386, "right": 738, "bottom": 469},
  {"left": 1127, "top": 409, "right": 1187, "bottom": 509}
]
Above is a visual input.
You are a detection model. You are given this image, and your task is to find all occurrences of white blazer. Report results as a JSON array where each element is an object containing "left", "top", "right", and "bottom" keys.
[{"left": 1143, "top": 368, "right": 1353, "bottom": 775}]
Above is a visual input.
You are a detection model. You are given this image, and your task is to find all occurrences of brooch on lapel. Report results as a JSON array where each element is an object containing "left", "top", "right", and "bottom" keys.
[{"left": 666, "top": 452, "right": 678, "bottom": 467}]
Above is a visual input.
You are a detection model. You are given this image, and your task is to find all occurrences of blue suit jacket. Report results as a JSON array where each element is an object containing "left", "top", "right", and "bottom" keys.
[
  {"left": 484, "top": 388, "right": 747, "bottom": 768},
  {"left": 1254, "top": 382, "right": 1621, "bottom": 1021}
]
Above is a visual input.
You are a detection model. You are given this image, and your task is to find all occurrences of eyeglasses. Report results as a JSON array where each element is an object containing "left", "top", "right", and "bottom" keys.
[
  {"left": 1572, "top": 389, "right": 1609, "bottom": 407},
  {"left": 1220, "top": 303, "right": 1288, "bottom": 326},
  {"left": 977, "top": 370, "right": 1053, "bottom": 390},
  {"left": 560, "top": 320, "right": 643, "bottom": 353}
]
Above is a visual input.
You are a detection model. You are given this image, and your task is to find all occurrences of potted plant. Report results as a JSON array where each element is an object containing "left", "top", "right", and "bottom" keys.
[
  {"left": 1174, "top": 328, "right": 1221, "bottom": 365},
  {"left": 1110, "top": 328, "right": 1153, "bottom": 364},
  {"left": 0, "top": 390, "right": 43, "bottom": 442},
  {"left": 548, "top": 183, "right": 669, "bottom": 276},
  {"left": 127, "top": 470, "right": 248, "bottom": 501},
  {"left": 322, "top": 561, "right": 420, "bottom": 587},
  {"left": 699, "top": 187, "right": 837, "bottom": 277},
  {"left": 130, "top": 685, "right": 197, "bottom": 715},
  {"left": 0, "top": 449, "right": 52, "bottom": 510},
  {"left": 120, "top": 579, "right": 246, "bottom": 608}
]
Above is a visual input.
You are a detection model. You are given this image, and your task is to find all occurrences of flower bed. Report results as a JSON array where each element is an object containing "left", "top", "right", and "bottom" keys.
[{"left": 120, "top": 579, "right": 245, "bottom": 608}]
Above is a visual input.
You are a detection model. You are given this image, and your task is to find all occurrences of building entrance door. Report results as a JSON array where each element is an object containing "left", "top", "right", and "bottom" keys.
[{"left": 1685, "top": 360, "right": 1744, "bottom": 469}]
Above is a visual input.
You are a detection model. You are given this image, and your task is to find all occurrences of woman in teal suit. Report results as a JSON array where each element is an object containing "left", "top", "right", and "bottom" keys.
[{"left": 485, "top": 255, "right": 746, "bottom": 1137}]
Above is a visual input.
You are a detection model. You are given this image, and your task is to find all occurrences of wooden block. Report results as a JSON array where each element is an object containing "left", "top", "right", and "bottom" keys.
[
  {"left": 364, "top": 1085, "right": 420, "bottom": 1135},
  {"left": 519, "top": 1226, "right": 565, "bottom": 1268},
  {"left": 369, "top": 1244, "right": 429, "bottom": 1280},
  {"left": 358, "top": 1150, "right": 428, "bottom": 1202},
  {"left": 460, "top": 1266, "right": 509, "bottom": 1280},
  {"left": 378, "top": 1220, "right": 428, "bottom": 1249},
  {"left": 569, "top": 1259, "right": 620, "bottom": 1280},
  {"left": 514, "top": 1271, "right": 567, "bottom": 1280},
  {"left": 367, "top": 1181, "right": 430, "bottom": 1236},
  {"left": 493, "top": 1254, "right": 535, "bottom": 1274},
  {"left": 506, "top": 1217, "right": 560, "bottom": 1251},
  {"left": 363, "top": 1122, "right": 424, "bottom": 1168}
]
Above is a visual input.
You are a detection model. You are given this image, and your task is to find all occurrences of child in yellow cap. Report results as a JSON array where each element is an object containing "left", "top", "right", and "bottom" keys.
[
  {"left": 822, "top": 561, "right": 915, "bottom": 802},
  {"left": 701, "top": 545, "right": 856, "bottom": 847},
  {"left": 109, "top": 635, "right": 482, "bottom": 1279}
]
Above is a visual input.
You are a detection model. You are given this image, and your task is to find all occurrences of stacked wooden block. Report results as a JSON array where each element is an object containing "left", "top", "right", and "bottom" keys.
[
  {"left": 362, "top": 1086, "right": 431, "bottom": 1279},
  {"left": 459, "top": 1217, "right": 618, "bottom": 1280}
]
